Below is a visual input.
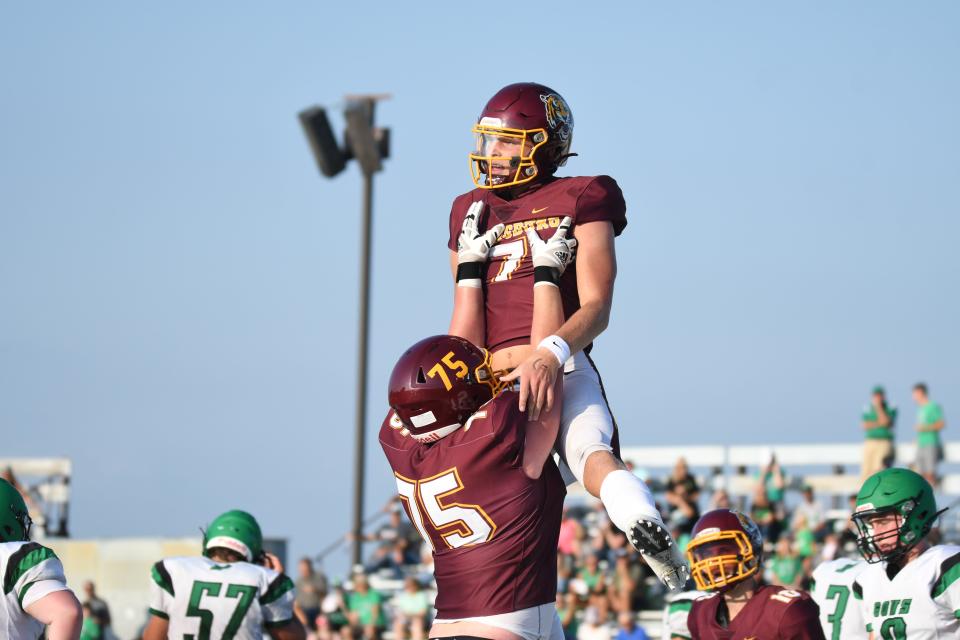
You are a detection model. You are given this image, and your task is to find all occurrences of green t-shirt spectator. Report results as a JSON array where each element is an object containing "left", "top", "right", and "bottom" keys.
[
  {"left": 917, "top": 403, "right": 944, "bottom": 447},
  {"left": 395, "top": 590, "right": 430, "bottom": 617},
  {"left": 769, "top": 554, "right": 804, "bottom": 587},
  {"left": 578, "top": 566, "right": 603, "bottom": 591},
  {"left": 862, "top": 403, "right": 897, "bottom": 439},
  {"left": 795, "top": 528, "right": 815, "bottom": 558},
  {"left": 347, "top": 589, "right": 386, "bottom": 627},
  {"left": 80, "top": 617, "right": 103, "bottom": 640}
]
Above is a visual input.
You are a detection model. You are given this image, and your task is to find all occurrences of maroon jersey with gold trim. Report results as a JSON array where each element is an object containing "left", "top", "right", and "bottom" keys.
[
  {"left": 379, "top": 391, "right": 565, "bottom": 619},
  {"left": 447, "top": 176, "right": 627, "bottom": 351},
  {"left": 687, "top": 586, "right": 826, "bottom": 640}
]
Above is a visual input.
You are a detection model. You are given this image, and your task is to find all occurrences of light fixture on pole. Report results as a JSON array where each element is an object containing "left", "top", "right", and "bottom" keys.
[{"left": 298, "top": 95, "right": 390, "bottom": 567}]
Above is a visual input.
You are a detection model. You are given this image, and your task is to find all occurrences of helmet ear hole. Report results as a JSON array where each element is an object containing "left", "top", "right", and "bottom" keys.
[{"left": 417, "top": 368, "right": 427, "bottom": 384}]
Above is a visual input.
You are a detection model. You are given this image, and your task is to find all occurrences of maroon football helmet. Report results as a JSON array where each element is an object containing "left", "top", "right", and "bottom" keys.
[
  {"left": 388, "top": 335, "right": 505, "bottom": 443},
  {"left": 685, "top": 509, "right": 764, "bottom": 592},
  {"left": 469, "top": 82, "right": 574, "bottom": 190}
]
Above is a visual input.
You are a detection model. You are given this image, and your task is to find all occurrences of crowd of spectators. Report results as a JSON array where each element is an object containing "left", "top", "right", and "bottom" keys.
[{"left": 301, "top": 452, "right": 930, "bottom": 640}]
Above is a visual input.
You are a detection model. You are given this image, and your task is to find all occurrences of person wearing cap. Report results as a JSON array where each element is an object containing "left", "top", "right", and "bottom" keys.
[
  {"left": 142, "top": 509, "right": 305, "bottom": 640},
  {"left": 861, "top": 385, "right": 897, "bottom": 481}
]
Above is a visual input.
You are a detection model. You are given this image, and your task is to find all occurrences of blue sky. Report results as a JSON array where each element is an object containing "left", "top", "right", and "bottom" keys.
[{"left": 2, "top": 2, "right": 958, "bottom": 575}]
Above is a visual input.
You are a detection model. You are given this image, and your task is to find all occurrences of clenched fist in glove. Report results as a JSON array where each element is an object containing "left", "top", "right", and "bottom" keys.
[
  {"left": 456, "top": 201, "right": 505, "bottom": 287},
  {"left": 526, "top": 216, "right": 577, "bottom": 287}
]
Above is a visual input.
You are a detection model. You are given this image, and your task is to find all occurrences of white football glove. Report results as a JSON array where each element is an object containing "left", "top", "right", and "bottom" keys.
[
  {"left": 457, "top": 202, "right": 505, "bottom": 266},
  {"left": 526, "top": 216, "right": 577, "bottom": 274}
]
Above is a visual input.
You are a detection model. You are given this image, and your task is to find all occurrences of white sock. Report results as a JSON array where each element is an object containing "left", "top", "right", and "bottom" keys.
[{"left": 599, "top": 469, "right": 661, "bottom": 533}]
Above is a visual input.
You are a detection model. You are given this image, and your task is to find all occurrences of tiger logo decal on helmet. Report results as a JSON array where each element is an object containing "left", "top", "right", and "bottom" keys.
[{"left": 540, "top": 93, "right": 573, "bottom": 142}]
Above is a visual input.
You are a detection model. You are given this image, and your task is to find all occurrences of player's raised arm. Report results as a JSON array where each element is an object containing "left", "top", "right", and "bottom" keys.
[
  {"left": 501, "top": 217, "right": 576, "bottom": 421},
  {"left": 558, "top": 219, "right": 616, "bottom": 355},
  {"left": 448, "top": 202, "right": 503, "bottom": 347}
]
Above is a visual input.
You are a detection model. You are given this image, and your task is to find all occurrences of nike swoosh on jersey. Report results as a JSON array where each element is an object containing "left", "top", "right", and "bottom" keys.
[{"left": 532, "top": 207, "right": 549, "bottom": 214}]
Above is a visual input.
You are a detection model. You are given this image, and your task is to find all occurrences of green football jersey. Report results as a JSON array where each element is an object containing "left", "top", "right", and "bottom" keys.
[
  {"left": 149, "top": 555, "right": 295, "bottom": 639},
  {"left": 811, "top": 557, "right": 868, "bottom": 640},
  {"left": 0, "top": 541, "right": 72, "bottom": 640},
  {"left": 853, "top": 544, "right": 960, "bottom": 639}
]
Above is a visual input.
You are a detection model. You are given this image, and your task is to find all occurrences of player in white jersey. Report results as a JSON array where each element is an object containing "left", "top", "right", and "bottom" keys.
[
  {"left": 850, "top": 468, "right": 960, "bottom": 639},
  {"left": 660, "top": 589, "right": 704, "bottom": 640},
  {"left": 810, "top": 557, "right": 868, "bottom": 640},
  {"left": 0, "top": 478, "right": 82, "bottom": 640},
  {"left": 143, "top": 509, "right": 305, "bottom": 640}
]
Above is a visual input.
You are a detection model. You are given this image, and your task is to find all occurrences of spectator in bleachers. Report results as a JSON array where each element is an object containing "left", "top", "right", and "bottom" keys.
[
  {"left": 295, "top": 557, "right": 328, "bottom": 632},
  {"left": 82, "top": 581, "right": 111, "bottom": 633},
  {"left": 342, "top": 571, "right": 386, "bottom": 640},
  {"left": 608, "top": 552, "right": 646, "bottom": 613},
  {"left": 861, "top": 385, "right": 897, "bottom": 480},
  {"left": 577, "top": 552, "right": 606, "bottom": 594},
  {"left": 758, "top": 454, "right": 786, "bottom": 519},
  {"left": 317, "top": 581, "right": 349, "bottom": 640},
  {"left": 391, "top": 577, "right": 430, "bottom": 640},
  {"left": 559, "top": 506, "right": 582, "bottom": 555},
  {"left": 708, "top": 488, "right": 731, "bottom": 511},
  {"left": 578, "top": 602, "right": 612, "bottom": 640},
  {"left": 557, "top": 590, "right": 580, "bottom": 640},
  {"left": 664, "top": 458, "right": 700, "bottom": 536},
  {"left": 767, "top": 536, "right": 805, "bottom": 589},
  {"left": 750, "top": 483, "right": 783, "bottom": 545},
  {"left": 80, "top": 602, "right": 104, "bottom": 640},
  {"left": 792, "top": 485, "right": 827, "bottom": 540},
  {"left": 913, "top": 382, "right": 946, "bottom": 486},
  {"left": 614, "top": 611, "right": 649, "bottom": 640}
]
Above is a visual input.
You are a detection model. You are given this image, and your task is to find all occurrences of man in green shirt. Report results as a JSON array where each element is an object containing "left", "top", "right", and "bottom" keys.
[
  {"left": 861, "top": 385, "right": 896, "bottom": 481},
  {"left": 913, "top": 382, "right": 946, "bottom": 485},
  {"left": 344, "top": 572, "right": 386, "bottom": 640}
]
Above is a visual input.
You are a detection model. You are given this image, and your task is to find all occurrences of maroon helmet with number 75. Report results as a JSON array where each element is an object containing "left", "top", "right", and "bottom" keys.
[
  {"left": 388, "top": 335, "right": 506, "bottom": 443},
  {"left": 469, "top": 82, "right": 575, "bottom": 191}
]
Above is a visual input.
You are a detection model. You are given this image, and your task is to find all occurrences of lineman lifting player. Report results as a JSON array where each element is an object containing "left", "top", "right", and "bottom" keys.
[
  {"left": 380, "top": 216, "right": 576, "bottom": 640},
  {"left": 446, "top": 82, "right": 688, "bottom": 590}
]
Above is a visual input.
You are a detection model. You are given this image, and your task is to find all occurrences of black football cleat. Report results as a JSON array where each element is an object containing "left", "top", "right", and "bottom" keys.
[{"left": 629, "top": 517, "right": 690, "bottom": 592}]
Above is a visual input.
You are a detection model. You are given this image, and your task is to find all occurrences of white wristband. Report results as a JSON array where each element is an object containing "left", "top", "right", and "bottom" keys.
[
  {"left": 456, "top": 278, "right": 482, "bottom": 289},
  {"left": 537, "top": 335, "right": 570, "bottom": 367}
]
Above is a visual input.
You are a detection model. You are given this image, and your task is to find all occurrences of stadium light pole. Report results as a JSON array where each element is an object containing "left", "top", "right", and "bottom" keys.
[{"left": 298, "top": 95, "right": 390, "bottom": 567}]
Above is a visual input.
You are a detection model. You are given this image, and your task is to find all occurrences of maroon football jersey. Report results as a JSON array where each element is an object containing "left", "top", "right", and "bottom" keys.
[
  {"left": 379, "top": 391, "right": 566, "bottom": 619},
  {"left": 447, "top": 176, "right": 627, "bottom": 351},
  {"left": 687, "top": 585, "right": 825, "bottom": 640}
]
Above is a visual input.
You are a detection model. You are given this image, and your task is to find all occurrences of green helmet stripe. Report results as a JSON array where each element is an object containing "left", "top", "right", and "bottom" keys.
[
  {"left": 260, "top": 574, "right": 294, "bottom": 605},
  {"left": 932, "top": 552, "right": 960, "bottom": 599},
  {"left": 3, "top": 543, "right": 53, "bottom": 596}
]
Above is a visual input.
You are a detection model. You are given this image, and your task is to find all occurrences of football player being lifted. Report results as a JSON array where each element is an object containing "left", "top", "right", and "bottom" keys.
[
  {"left": 0, "top": 478, "right": 82, "bottom": 640},
  {"left": 447, "top": 82, "right": 688, "bottom": 590},
  {"left": 143, "top": 509, "right": 305, "bottom": 640},
  {"left": 851, "top": 467, "right": 960, "bottom": 638},
  {"left": 380, "top": 221, "right": 575, "bottom": 640},
  {"left": 685, "top": 509, "right": 825, "bottom": 640}
]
